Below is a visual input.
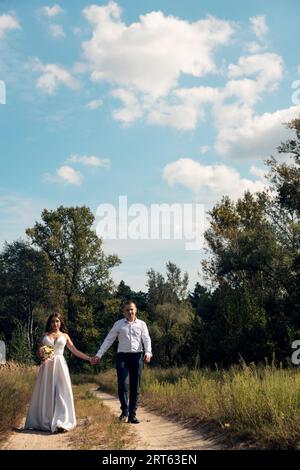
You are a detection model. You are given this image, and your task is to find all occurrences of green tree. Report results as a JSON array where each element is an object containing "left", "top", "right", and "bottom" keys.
[
  {"left": 26, "top": 206, "right": 120, "bottom": 310},
  {"left": 116, "top": 280, "right": 134, "bottom": 302},
  {"left": 146, "top": 262, "right": 191, "bottom": 365},
  {"left": 195, "top": 117, "right": 300, "bottom": 365},
  {"left": 146, "top": 262, "right": 189, "bottom": 319},
  {"left": 8, "top": 322, "right": 33, "bottom": 364},
  {"left": 0, "top": 240, "right": 62, "bottom": 351},
  {"left": 265, "top": 118, "right": 300, "bottom": 332},
  {"left": 151, "top": 302, "right": 193, "bottom": 367},
  {"left": 26, "top": 206, "right": 121, "bottom": 363}
]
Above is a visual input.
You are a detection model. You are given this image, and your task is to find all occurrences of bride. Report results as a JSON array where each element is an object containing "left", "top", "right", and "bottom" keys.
[{"left": 25, "top": 311, "right": 91, "bottom": 433}]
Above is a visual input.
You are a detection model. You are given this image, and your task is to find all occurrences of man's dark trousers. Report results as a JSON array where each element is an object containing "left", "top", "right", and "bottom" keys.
[{"left": 116, "top": 352, "right": 143, "bottom": 417}]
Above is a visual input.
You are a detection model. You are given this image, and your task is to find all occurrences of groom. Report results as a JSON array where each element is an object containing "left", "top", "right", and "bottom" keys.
[{"left": 92, "top": 300, "right": 152, "bottom": 424}]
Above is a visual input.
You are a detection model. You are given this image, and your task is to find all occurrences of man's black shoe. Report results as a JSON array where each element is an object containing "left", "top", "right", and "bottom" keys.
[
  {"left": 119, "top": 412, "right": 128, "bottom": 422},
  {"left": 128, "top": 416, "right": 140, "bottom": 424}
]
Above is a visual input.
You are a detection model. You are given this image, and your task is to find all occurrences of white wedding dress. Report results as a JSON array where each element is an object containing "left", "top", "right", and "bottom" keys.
[{"left": 25, "top": 334, "right": 76, "bottom": 433}]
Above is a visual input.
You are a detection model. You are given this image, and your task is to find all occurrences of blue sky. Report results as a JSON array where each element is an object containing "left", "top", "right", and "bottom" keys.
[{"left": 0, "top": 0, "right": 300, "bottom": 290}]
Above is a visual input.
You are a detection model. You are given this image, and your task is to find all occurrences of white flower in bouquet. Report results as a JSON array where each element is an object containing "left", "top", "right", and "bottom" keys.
[{"left": 40, "top": 345, "right": 54, "bottom": 361}]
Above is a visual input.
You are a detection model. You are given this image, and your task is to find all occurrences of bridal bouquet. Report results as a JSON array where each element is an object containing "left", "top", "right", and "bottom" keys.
[{"left": 40, "top": 345, "right": 54, "bottom": 361}]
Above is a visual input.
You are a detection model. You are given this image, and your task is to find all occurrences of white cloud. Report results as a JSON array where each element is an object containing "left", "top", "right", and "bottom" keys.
[
  {"left": 146, "top": 52, "right": 288, "bottom": 157},
  {"left": 31, "top": 58, "right": 80, "bottom": 94},
  {"left": 67, "top": 154, "right": 110, "bottom": 168},
  {"left": 0, "top": 13, "right": 20, "bottom": 39},
  {"left": 82, "top": 1, "right": 235, "bottom": 97},
  {"left": 250, "top": 165, "right": 267, "bottom": 179},
  {"left": 227, "top": 53, "right": 284, "bottom": 91},
  {"left": 44, "top": 155, "right": 109, "bottom": 188},
  {"left": 147, "top": 97, "right": 199, "bottom": 131},
  {"left": 111, "top": 52, "right": 284, "bottom": 132},
  {"left": 146, "top": 86, "right": 219, "bottom": 130},
  {"left": 163, "top": 158, "right": 267, "bottom": 201},
  {"left": 222, "top": 79, "right": 261, "bottom": 106},
  {"left": 111, "top": 88, "right": 143, "bottom": 124},
  {"left": 245, "top": 16, "right": 269, "bottom": 53},
  {"left": 224, "top": 52, "right": 284, "bottom": 109},
  {"left": 86, "top": 98, "right": 103, "bottom": 109},
  {"left": 49, "top": 24, "right": 65, "bottom": 38},
  {"left": 210, "top": 52, "right": 288, "bottom": 159},
  {"left": 245, "top": 41, "right": 266, "bottom": 54},
  {"left": 42, "top": 4, "right": 63, "bottom": 17},
  {"left": 45, "top": 165, "right": 83, "bottom": 186},
  {"left": 76, "top": 4, "right": 295, "bottom": 161},
  {"left": 58, "top": 166, "right": 82, "bottom": 185},
  {"left": 250, "top": 15, "right": 269, "bottom": 42},
  {"left": 214, "top": 104, "right": 300, "bottom": 159}
]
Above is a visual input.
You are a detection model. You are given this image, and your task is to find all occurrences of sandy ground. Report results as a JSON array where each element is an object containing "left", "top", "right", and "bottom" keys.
[
  {"left": 2, "top": 389, "right": 223, "bottom": 450},
  {"left": 94, "top": 389, "right": 222, "bottom": 450},
  {"left": 2, "top": 418, "right": 71, "bottom": 450}
]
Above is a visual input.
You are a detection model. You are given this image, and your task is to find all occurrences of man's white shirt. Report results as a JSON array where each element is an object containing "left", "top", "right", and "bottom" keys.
[{"left": 96, "top": 318, "right": 152, "bottom": 359}]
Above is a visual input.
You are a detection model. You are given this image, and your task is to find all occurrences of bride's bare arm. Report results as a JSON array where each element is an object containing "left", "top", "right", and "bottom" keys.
[{"left": 65, "top": 334, "right": 91, "bottom": 362}]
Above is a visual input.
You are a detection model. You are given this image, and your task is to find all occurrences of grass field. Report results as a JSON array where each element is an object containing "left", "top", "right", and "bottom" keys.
[
  {"left": 94, "top": 363, "right": 300, "bottom": 449},
  {"left": 2, "top": 361, "right": 300, "bottom": 449},
  {"left": 0, "top": 362, "right": 37, "bottom": 444}
]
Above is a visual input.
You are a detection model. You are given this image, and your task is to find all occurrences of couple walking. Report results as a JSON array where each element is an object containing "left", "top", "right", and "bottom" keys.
[{"left": 25, "top": 301, "right": 152, "bottom": 433}]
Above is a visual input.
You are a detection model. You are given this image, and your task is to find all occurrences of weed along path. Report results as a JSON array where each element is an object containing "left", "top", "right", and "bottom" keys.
[{"left": 94, "top": 390, "right": 222, "bottom": 450}]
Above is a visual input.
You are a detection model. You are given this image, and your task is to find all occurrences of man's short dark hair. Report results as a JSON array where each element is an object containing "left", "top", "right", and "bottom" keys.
[{"left": 124, "top": 300, "right": 137, "bottom": 307}]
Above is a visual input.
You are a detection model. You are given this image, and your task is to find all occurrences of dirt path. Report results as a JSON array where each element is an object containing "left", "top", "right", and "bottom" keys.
[
  {"left": 2, "top": 390, "right": 223, "bottom": 450},
  {"left": 94, "top": 389, "right": 222, "bottom": 450},
  {"left": 2, "top": 418, "right": 71, "bottom": 450}
]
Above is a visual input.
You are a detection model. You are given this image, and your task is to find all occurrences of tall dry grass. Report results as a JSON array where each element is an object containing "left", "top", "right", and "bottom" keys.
[
  {"left": 0, "top": 365, "right": 130, "bottom": 450},
  {"left": 0, "top": 362, "right": 37, "bottom": 441},
  {"left": 69, "top": 382, "right": 131, "bottom": 450},
  {"left": 95, "top": 364, "right": 300, "bottom": 449}
]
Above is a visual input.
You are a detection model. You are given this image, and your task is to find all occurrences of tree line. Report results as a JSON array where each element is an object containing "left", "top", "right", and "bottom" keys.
[{"left": 0, "top": 119, "right": 299, "bottom": 369}]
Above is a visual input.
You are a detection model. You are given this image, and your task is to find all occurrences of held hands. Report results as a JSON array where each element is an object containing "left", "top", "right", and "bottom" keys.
[{"left": 90, "top": 356, "right": 101, "bottom": 365}]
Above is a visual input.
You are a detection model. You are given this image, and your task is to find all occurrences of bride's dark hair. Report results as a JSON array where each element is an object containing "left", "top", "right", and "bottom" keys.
[{"left": 45, "top": 311, "right": 68, "bottom": 333}]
